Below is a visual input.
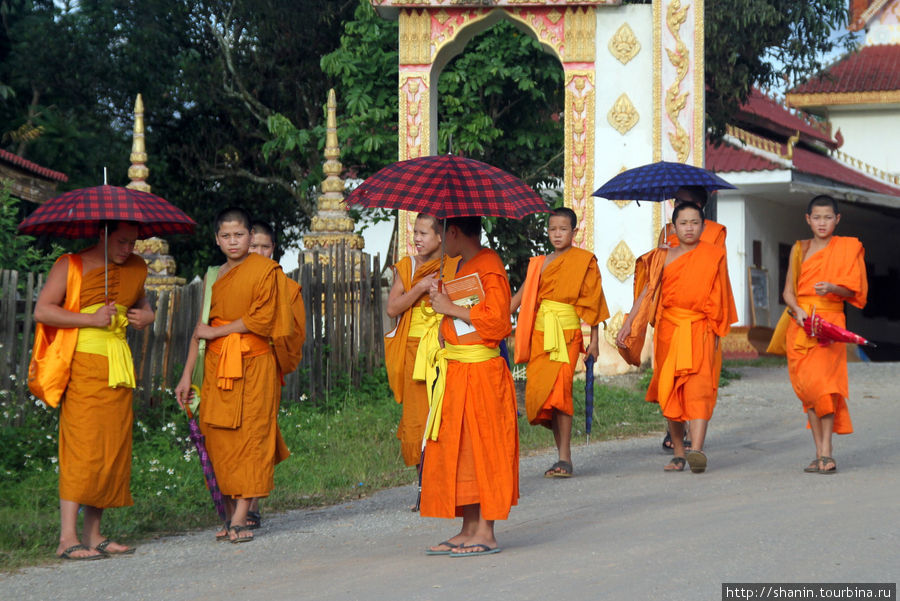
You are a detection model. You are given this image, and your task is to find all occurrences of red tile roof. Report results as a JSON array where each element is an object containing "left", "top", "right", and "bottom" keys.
[
  {"left": 0, "top": 148, "right": 68, "bottom": 182},
  {"left": 790, "top": 44, "right": 900, "bottom": 95},
  {"left": 707, "top": 139, "right": 900, "bottom": 197},
  {"left": 706, "top": 140, "right": 783, "bottom": 173},
  {"left": 739, "top": 89, "right": 835, "bottom": 147}
]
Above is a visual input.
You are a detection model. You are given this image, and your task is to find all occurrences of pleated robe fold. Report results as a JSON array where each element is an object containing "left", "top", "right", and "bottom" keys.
[
  {"left": 517, "top": 248, "right": 609, "bottom": 427},
  {"left": 200, "top": 253, "right": 293, "bottom": 499},
  {"left": 786, "top": 236, "right": 867, "bottom": 434},
  {"left": 645, "top": 241, "right": 736, "bottom": 421},
  {"left": 59, "top": 254, "right": 147, "bottom": 508},
  {"left": 419, "top": 248, "right": 519, "bottom": 521}
]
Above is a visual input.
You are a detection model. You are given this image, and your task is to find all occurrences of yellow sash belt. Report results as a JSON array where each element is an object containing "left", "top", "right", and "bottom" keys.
[
  {"left": 792, "top": 295, "right": 845, "bottom": 353},
  {"left": 657, "top": 306, "right": 706, "bottom": 411},
  {"left": 76, "top": 303, "right": 135, "bottom": 389},
  {"left": 419, "top": 342, "right": 500, "bottom": 442},
  {"left": 535, "top": 299, "right": 580, "bottom": 363},
  {"left": 408, "top": 303, "right": 440, "bottom": 339}
]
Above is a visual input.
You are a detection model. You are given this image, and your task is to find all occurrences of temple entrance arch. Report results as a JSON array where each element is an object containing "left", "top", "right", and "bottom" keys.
[{"left": 372, "top": 0, "right": 706, "bottom": 371}]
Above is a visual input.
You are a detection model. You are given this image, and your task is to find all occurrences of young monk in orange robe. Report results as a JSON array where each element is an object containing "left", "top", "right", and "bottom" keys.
[
  {"left": 34, "top": 222, "right": 154, "bottom": 560},
  {"left": 511, "top": 207, "right": 608, "bottom": 477},
  {"left": 780, "top": 195, "right": 867, "bottom": 475},
  {"left": 658, "top": 187, "right": 733, "bottom": 451},
  {"left": 176, "top": 208, "right": 293, "bottom": 544},
  {"left": 618, "top": 202, "right": 736, "bottom": 473},
  {"left": 420, "top": 216, "right": 518, "bottom": 557},
  {"left": 385, "top": 214, "right": 459, "bottom": 468},
  {"left": 244, "top": 221, "right": 305, "bottom": 529}
]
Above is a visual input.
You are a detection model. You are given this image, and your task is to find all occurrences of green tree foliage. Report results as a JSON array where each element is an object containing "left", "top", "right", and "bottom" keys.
[
  {"left": 0, "top": 183, "right": 63, "bottom": 273},
  {"left": 1, "top": 0, "right": 359, "bottom": 276}
]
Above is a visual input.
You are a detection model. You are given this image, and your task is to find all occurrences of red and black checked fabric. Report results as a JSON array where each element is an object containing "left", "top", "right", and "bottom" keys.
[
  {"left": 592, "top": 161, "right": 736, "bottom": 202},
  {"left": 345, "top": 155, "right": 549, "bottom": 219},
  {"left": 18, "top": 185, "right": 196, "bottom": 239}
]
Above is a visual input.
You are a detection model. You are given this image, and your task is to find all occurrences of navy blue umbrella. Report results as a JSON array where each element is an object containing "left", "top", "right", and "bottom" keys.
[
  {"left": 592, "top": 161, "right": 735, "bottom": 202},
  {"left": 584, "top": 355, "right": 596, "bottom": 441}
]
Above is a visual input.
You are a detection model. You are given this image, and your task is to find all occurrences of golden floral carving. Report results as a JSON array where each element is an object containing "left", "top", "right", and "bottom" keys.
[
  {"left": 607, "top": 240, "right": 636, "bottom": 283},
  {"left": 546, "top": 9, "right": 562, "bottom": 24},
  {"left": 607, "top": 93, "right": 639, "bottom": 135},
  {"left": 604, "top": 311, "right": 626, "bottom": 348},
  {"left": 563, "top": 7, "right": 595, "bottom": 63},
  {"left": 399, "top": 9, "right": 432, "bottom": 65},
  {"left": 664, "top": 0, "right": 691, "bottom": 163},
  {"left": 435, "top": 9, "right": 450, "bottom": 25},
  {"left": 609, "top": 23, "right": 641, "bottom": 65},
  {"left": 564, "top": 71, "right": 595, "bottom": 253}
]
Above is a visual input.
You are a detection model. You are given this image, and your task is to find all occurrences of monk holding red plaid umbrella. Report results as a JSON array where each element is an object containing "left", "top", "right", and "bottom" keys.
[
  {"left": 348, "top": 154, "right": 548, "bottom": 557},
  {"left": 23, "top": 184, "right": 194, "bottom": 560}
]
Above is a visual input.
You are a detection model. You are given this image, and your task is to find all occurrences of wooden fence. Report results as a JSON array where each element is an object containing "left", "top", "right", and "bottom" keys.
[{"left": 0, "top": 245, "right": 384, "bottom": 420}]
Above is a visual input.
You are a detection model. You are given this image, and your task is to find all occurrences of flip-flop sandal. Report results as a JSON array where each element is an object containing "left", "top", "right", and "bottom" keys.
[
  {"left": 57, "top": 544, "right": 105, "bottom": 561},
  {"left": 543, "top": 460, "right": 573, "bottom": 478},
  {"left": 664, "top": 457, "right": 686, "bottom": 472},
  {"left": 818, "top": 456, "right": 837, "bottom": 474},
  {"left": 246, "top": 511, "right": 261, "bottom": 530},
  {"left": 803, "top": 458, "right": 820, "bottom": 473},
  {"left": 686, "top": 450, "right": 707, "bottom": 473},
  {"left": 95, "top": 540, "right": 136, "bottom": 555},
  {"left": 425, "top": 541, "right": 460, "bottom": 556},
  {"left": 449, "top": 543, "right": 501, "bottom": 557},
  {"left": 216, "top": 521, "right": 231, "bottom": 541},
  {"left": 662, "top": 431, "right": 674, "bottom": 452},
  {"left": 229, "top": 525, "right": 254, "bottom": 544}
]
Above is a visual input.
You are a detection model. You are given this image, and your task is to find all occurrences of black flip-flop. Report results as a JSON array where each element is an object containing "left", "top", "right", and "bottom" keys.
[{"left": 58, "top": 544, "right": 105, "bottom": 561}]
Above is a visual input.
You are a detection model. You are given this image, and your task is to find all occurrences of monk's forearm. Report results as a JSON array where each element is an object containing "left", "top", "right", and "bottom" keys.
[
  {"left": 387, "top": 289, "right": 425, "bottom": 318},
  {"left": 34, "top": 304, "right": 99, "bottom": 328},
  {"left": 442, "top": 303, "right": 471, "bottom": 324},
  {"left": 215, "top": 318, "right": 250, "bottom": 337},
  {"left": 509, "top": 287, "right": 523, "bottom": 313}
]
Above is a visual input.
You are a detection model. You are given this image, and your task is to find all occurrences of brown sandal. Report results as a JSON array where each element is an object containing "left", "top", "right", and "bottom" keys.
[
  {"left": 818, "top": 456, "right": 837, "bottom": 474},
  {"left": 229, "top": 525, "right": 254, "bottom": 543},
  {"left": 664, "top": 457, "right": 686, "bottom": 472},
  {"left": 803, "top": 458, "right": 820, "bottom": 473}
]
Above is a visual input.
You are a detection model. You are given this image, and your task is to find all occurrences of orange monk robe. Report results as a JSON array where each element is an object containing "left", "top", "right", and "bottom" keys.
[
  {"left": 786, "top": 236, "right": 866, "bottom": 434},
  {"left": 420, "top": 248, "right": 518, "bottom": 520},
  {"left": 200, "top": 253, "right": 293, "bottom": 499},
  {"left": 516, "top": 248, "right": 609, "bottom": 427},
  {"left": 645, "top": 241, "right": 736, "bottom": 421},
  {"left": 667, "top": 219, "right": 737, "bottom": 394},
  {"left": 385, "top": 255, "right": 460, "bottom": 466},
  {"left": 59, "top": 254, "right": 147, "bottom": 508},
  {"left": 272, "top": 276, "right": 306, "bottom": 464},
  {"left": 667, "top": 219, "right": 726, "bottom": 248}
]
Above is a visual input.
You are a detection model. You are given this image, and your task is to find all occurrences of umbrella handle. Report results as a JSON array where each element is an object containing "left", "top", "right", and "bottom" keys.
[{"left": 183, "top": 385, "right": 201, "bottom": 420}]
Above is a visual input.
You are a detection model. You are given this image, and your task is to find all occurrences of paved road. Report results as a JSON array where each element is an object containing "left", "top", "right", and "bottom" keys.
[{"left": 2, "top": 363, "right": 898, "bottom": 601}]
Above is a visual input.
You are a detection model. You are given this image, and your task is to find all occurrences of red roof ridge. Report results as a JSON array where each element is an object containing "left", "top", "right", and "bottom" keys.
[
  {"left": 741, "top": 88, "right": 836, "bottom": 148},
  {"left": 787, "top": 44, "right": 900, "bottom": 97},
  {"left": 0, "top": 148, "right": 68, "bottom": 182}
]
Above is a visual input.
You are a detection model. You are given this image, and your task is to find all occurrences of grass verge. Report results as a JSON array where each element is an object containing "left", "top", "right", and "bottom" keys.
[{"left": 1, "top": 367, "right": 663, "bottom": 571}]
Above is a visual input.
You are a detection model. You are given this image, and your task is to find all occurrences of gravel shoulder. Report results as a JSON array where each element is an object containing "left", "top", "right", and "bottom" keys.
[{"left": 2, "top": 363, "right": 898, "bottom": 601}]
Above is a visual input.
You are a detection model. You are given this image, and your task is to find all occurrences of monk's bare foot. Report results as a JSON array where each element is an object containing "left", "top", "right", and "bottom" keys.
[
  {"left": 215, "top": 521, "right": 230, "bottom": 541},
  {"left": 427, "top": 533, "right": 468, "bottom": 554},
  {"left": 449, "top": 537, "right": 500, "bottom": 556},
  {"left": 664, "top": 456, "right": 686, "bottom": 472},
  {"left": 56, "top": 540, "right": 104, "bottom": 560},
  {"left": 92, "top": 539, "right": 136, "bottom": 555}
]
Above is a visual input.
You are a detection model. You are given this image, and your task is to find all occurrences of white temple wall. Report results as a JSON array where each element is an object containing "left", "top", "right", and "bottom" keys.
[{"left": 828, "top": 108, "right": 900, "bottom": 177}]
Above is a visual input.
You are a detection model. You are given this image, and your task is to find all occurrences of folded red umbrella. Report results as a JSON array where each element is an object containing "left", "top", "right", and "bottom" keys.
[{"left": 796, "top": 309, "right": 875, "bottom": 347}]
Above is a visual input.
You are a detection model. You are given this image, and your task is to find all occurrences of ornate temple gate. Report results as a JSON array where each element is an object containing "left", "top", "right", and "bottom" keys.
[{"left": 371, "top": 0, "right": 705, "bottom": 372}]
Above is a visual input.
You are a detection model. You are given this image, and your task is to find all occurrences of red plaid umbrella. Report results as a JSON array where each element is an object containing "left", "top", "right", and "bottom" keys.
[
  {"left": 802, "top": 310, "right": 875, "bottom": 347},
  {"left": 18, "top": 185, "right": 195, "bottom": 239},
  {"left": 345, "top": 155, "right": 549, "bottom": 219}
]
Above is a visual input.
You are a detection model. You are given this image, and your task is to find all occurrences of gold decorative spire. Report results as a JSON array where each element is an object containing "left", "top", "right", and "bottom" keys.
[
  {"left": 304, "top": 89, "right": 364, "bottom": 250},
  {"left": 126, "top": 94, "right": 151, "bottom": 193},
  {"left": 127, "top": 93, "right": 185, "bottom": 290}
]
